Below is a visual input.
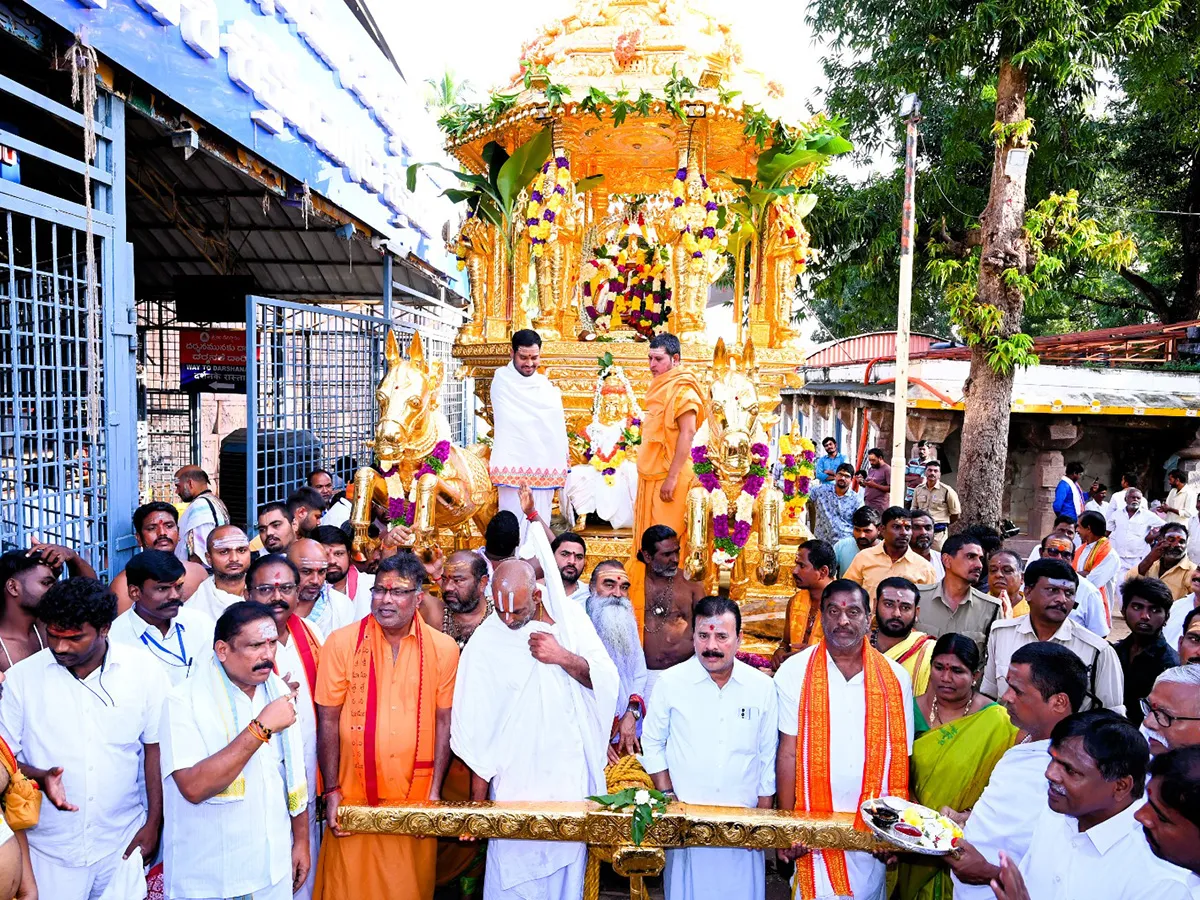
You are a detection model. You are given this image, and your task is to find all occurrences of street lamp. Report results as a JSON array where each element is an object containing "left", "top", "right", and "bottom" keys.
[{"left": 889, "top": 93, "right": 921, "bottom": 507}]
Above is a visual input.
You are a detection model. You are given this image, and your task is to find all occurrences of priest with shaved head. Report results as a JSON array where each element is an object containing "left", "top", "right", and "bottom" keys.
[{"left": 452, "top": 529, "right": 619, "bottom": 900}]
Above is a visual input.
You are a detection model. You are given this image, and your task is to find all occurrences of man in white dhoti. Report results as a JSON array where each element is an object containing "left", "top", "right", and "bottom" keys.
[
  {"left": 251, "top": 553, "right": 324, "bottom": 900},
  {"left": 775, "top": 579, "right": 913, "bottom": 900},
  {"left": 641, "top": 596, "right": 777, "bottom": 900},
  {"left": 187, "top": 525, "right": 250, "bottom": 621},
  {"left": 489, "top": 330, "right": 570, "bottom": 542},
  {"left": 586, "top": 560, "right": 648, "bottom": 761},
  {"left": 174, "top": 465, "right": 230, "bottom": 564},
  {"left": 1108, "top": 489, "right": 1160, "bottom": 584},
  {"left": 452, "top": 529, "right": 618, "bottom": 900},
  {"left": 161, "top": 601, "right": 309, "bottom": 900}
]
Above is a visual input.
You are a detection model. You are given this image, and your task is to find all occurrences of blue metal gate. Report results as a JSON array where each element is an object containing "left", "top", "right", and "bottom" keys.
[{"left": 0, "top": 74, "right": 137, "bottom": 577}]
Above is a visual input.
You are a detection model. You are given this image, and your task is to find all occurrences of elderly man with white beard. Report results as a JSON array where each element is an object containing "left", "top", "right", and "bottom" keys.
[
  {"left": 452, "top": 533, "right": 619, "bottom": 900},
  {"left": 585, "top": 560, "right": 648, "bottom": 762}
]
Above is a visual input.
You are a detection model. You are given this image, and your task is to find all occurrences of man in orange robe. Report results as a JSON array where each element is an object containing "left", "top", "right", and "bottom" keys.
[
  {"left": 314, "top": 552, "right": 459, "bottom": 900},
  {"left": 633, "top": 332, "right": 705, "bottom": 543}
]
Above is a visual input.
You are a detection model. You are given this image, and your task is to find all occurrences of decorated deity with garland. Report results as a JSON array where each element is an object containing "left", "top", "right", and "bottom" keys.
[
  {"left": 563, "top": 357, "right": 643, "bottom": 529},
  {"left": 580, "top": 218, "right": 672, "bottom": 339}
]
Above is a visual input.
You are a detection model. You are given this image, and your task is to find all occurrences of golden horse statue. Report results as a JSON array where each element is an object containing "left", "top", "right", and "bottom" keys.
[
  {"left": 683, "top": 338, "right": 782, "bottom": 599},
  {"left": 350, "top": 331, "right": 497, "bottom": 559}
]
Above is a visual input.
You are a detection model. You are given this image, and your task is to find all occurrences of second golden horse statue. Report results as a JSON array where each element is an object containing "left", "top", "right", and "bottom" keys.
[
  {"left": 683, "top": 337, "right": 783, "bottom": 599},
  {"left": 349, "top": 331, "right": 497, "bottom": 560}
]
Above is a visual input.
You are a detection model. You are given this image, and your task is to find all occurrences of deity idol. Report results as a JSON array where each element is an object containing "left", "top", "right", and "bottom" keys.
[{"left": 563, "top": 363, "right": 643, "bottom": 529}]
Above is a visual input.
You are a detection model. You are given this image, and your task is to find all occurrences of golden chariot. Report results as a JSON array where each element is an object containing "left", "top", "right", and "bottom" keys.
[
  {"left": 424, "top": 0, "right": 847, "bottom": 643},
  {"left": 337, "top": 3, "right": 884, "bottom": 892}
]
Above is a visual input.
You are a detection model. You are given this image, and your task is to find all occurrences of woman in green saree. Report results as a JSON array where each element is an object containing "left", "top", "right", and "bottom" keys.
[{"left": 896, "top": 634, "right": 1018, "bottom": 900}]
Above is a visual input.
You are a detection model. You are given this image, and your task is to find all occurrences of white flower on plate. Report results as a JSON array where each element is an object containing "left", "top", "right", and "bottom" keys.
[
  {"left": 713, "top": 549, "right": 735, "bottom": 569},
  {"left": 634, "top": 789, "right": 651, "bottom": 806},
  {"left": 735, "top": 490, "right": 756, "bottom": 522}
]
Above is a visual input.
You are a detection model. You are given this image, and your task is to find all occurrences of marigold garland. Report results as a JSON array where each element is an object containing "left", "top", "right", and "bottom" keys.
[
  {"left": 778, "top": 434, "right": 817, "bottom": 522},
  {"left": 526, "top": 155, "right": 572, "bottom": 257},
  {"left": 582, "top": 228, "right": 672, "bottom": 338}
]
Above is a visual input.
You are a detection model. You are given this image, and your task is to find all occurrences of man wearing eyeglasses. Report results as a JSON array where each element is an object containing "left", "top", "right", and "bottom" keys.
[
  {"left": 249, "top": 553, "right": 324, "bottom": 900},
  {"left": 1142, "top": 665, "right": 1200, "bottom": 755},
  {"left": 110, "top": 550, "right": 214, "bottom": 686},
  {"left": 187, "top": 525, "right": 251, "bottom": 621},
  {"left": 314, "top": 552, "right": 459, "bottom": 900}
]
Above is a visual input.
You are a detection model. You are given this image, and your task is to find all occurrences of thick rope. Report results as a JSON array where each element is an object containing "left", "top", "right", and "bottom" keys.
[{"left": 68, "top": 37, "right": 102, "bottom": 445}]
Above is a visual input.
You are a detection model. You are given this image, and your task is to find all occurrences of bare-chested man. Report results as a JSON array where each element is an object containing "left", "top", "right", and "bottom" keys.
[
  {"left": 423, "top": 550, "right": 493, "bottom": 648},
  {"left": 636, "top": 525, "right": 705, "bottom": 701},
  {"left": 112, "top": 502, "right": 208, "bottom": 613}
]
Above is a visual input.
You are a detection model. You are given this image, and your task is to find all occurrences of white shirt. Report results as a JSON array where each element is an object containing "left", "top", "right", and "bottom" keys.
[
  {"left": 274, "top": 622, "right": 323, "bottom": 804},
  {"left": 567, "top": 583, "right": 590, "bottom": 608},
  {"left": 1166, "top": 484, "right": 1198, "bottom": 525},
  {"left": 952, "top": 738, "right": 1051, "bottom": 900},
  {"left": 641, "top": 656, "right": 777, "bottom": 807},
  {"left": 345, "top": 569, "right": 376, "bottom": 621},
  {"left": 1188, "top": 515, "right": 1200, "bottom": 566},
  {"left": 1107, "top": 488, "right": 1148, "bottom": 527},
  {"left": 320, "top": 496, "right": 352, "bottom": 529},
  {"left": 1019, "top": 802, "right": 1191, "bottom": 900},
  {"left": 176, "top": 492, "right": 228, "bottom": 563},
  {"left": 1086, "top": 499, "right": 1107, "bottom": 514},
  {"left": 775, "top": 645, "right": 913, "bottom": 900},
  {"left": 1165, "top": 595, "right": 1200, "bottom": 647},
  {"left": 187, "top": 576, "right": 246, "bottom": 622},
  {"left": 0, "top": 644, "right": 167, "bottom": 865},
  {"left": 1072, "top": 576, "right": 1111, "bottom": 638},
  {"left": 1109, "top": 508, "right": 1161, "bottom": 565},
  {"left": 304, "top": 584, "right": 355, "bottom": 639},
  {"left": 108, "top": 606, "right": 215, "bottom": 686},
  {"left": 161, "top": 672, "right": 294, "bottom": 898}
]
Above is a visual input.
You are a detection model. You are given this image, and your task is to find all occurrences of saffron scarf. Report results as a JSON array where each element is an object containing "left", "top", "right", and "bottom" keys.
[
  {"left": 0, "top": 735, "right": 39, "bottom": 830},
  {"left": 795, "top": 642, "right": 909, "bottom": 899},
  {"left": 637, "top": 365, "right": 705, "bottom": 479},
  {"left": 1074, "top": 538, "right": 1113, "bottom": 624},
  {"left": 348, "top": 615, "right": 436, "bottom": 805},
  {"left": 285, "top": 614, "right": 321, "bottom": 703}
]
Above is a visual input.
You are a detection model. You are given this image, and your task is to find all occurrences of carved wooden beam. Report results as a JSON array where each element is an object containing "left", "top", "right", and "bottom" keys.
[{"left": 337, "top": 800, "right": 884, "bottom": 852}]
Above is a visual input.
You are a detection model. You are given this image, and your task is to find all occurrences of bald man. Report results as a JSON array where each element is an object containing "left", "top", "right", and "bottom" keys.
[
  {"left": 173, "top": 464, "right": 229, "bottom": 564},
  {"left": 452, "top": 558, "right": 618, "bottom": 900},
  {"left": 186, "top": 525, "right": 251, "bottom": 620},
  {"left": 287, "top": 539, "right": 356, "bottom": 638}
]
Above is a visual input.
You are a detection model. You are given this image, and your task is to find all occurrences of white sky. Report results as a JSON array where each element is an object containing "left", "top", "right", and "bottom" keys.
[{"left": 371, "top": 0, "right": 829, "bottom": 116}]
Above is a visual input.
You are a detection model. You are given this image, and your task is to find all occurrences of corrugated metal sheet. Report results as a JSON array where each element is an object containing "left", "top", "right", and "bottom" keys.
[{"left": 802, "top": 332, "right": 946, "bottom": 367}]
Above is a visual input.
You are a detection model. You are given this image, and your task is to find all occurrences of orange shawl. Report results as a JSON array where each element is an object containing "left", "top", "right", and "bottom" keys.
[
  {"left": 795, "top": 642, "right": 909, "bottom": 899},
  {"left": 637, "top": 365, "right": 704, "bottom": 479},
  {"left": 1074, "top": 537, "right": 1114, "bottom": 624},
  {"left": 786, "top": 589, "right": 825, "bottom": 652},
  {"left": 348, "top": 616, "right": 436, "bottom": 805}
]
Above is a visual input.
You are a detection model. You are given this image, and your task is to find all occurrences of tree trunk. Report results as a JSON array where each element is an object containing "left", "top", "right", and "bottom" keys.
[
  {"left": 1172, "top": 147, "right": 1200, "bottom": 322},
  {"left": 956, "top": 60, "right": 1029, "bottom": 531}
]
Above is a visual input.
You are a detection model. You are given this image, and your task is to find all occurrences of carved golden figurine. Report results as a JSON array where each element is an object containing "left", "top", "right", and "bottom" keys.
[
  {"left": 452, "top": 215, "right": 493, "bottom": 344},
  {"left": 684, "top": 338, "right": 783, "bottom": 598},
  {"left": 349, "top": 331, "right": 497, "bottom": 560}
]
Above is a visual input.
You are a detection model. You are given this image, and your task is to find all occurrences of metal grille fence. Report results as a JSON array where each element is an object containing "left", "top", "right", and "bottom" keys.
[
  {"left": 0, "top": 210, "right": 107, "bottom": 559},
  {"left": 242, "top": 296, "right": 402, "bottom": 530}
]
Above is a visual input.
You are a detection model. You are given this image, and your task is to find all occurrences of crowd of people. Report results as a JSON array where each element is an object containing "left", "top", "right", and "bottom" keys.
[{"left": 0, "top": 330, "right": 1196, "bottom": 900}]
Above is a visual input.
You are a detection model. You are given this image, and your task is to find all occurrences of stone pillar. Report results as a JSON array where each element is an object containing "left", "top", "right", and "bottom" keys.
[{"left": 1018, "top": 419, "right": 1083, "bottom": 541}]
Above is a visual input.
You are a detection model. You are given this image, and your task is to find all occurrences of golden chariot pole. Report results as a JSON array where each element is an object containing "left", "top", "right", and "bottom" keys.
[{"left": 338, "top": 800, "right": 884, "bottom": 900}]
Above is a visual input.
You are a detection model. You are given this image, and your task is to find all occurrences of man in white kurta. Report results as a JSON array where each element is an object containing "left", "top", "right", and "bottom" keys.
[
  {"left": 109, "top": 549, "right": 214, "bottom": 686},
  {"left": 174, "top": 465, "right": 230, "bottom": 564},
  {"left": 1109, "top": 490, "right": 1160, "bottom": 583},
  {"left": 160, "top": 605, "right": 308, "bottom": 900},
  {"left": 0, "top": 580, "right": 168, "bottom": 900},
  {"left": 775, "top": 580, "right": 913, "bottom": 900},
  {"left": 489, "top": 331, "right": 570, "bottom": 542},
  {"left": 452, "top": 539, "right": 618, "bottom": 900},
  {"left": 641, "top": 598, "right": 777, "bottom": 900}
]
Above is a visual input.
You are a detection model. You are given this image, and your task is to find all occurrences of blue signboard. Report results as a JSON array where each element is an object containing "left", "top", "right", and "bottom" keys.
[{"left": 25, "top": 0, "right": 452, "bottom": 272}]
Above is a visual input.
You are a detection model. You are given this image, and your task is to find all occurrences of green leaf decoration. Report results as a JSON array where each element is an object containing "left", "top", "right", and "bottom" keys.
[
  {"left": 574, "top": 175, "right": 607, "bottom": 193},
  {"left": 496, "top": 127, "right": 553, "bottom": 216}
]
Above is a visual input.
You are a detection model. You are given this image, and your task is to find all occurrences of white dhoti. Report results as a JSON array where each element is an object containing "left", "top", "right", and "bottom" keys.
[
  {"left": 490, "top": 362, "right": 569, "bottom": 538},
  {"left": 170, "top": 875, "right": 293, "bottom": 900},
  {"left": 498, "top": 486, "right": 555, "bottom": 542},
  {"left": 453, "top": 529, "right": 619, "bottom": 900},
  {"left": 563, "top": 461, "right": 637, "bottom": 529},
  {"left": 30, "top": 839, "right": 130, "bottom": 900},
  {"left": 666, "top": 847, "right": 765, "bottom": 900}
]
